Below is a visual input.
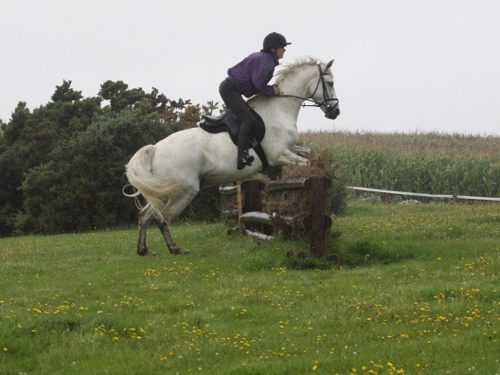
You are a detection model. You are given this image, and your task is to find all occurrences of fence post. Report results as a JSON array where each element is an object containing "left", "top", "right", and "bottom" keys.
[
  {"left": 240, "top": 180, "right": 267, "bottom": 234},
  {"left": 236, "top": 183, "right": 244, "bottom": 234},
  {"left": 241, "top": 180, "right": 263, "bottom": 213},
  {"left": 305, "top": 176, "right": 332, "bottom": 257}
]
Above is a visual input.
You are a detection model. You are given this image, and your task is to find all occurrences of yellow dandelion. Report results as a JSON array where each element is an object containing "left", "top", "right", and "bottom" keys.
[{"left": 312, "top": 363, "right": 319, "bottom": 371}]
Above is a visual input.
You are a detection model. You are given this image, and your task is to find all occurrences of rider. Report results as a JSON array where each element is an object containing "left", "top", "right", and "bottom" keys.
[{"left": 219, "top": 32, "right": 291, "bottom": 169}]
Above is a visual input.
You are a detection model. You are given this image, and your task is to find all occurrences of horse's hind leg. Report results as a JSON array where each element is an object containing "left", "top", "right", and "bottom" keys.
[
  {"left": 151, "top": 210, "right": 188, "bottom": 255},
  {"left": 137, "top": 203, "right": 155, "bottom": 256},
  {"left": 150, "top": 187, "right": 199, "bottom": 255}
]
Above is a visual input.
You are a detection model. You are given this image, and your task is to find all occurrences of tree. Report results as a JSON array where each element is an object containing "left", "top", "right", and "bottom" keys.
[
  {"left": 99, "top": 80, "right": 145, "bottom": 112},
  {"left": 51, "top": 80, "right": 83, "bottom": 102},
  {"left": 0, "top": 79, "right": 222, "bottom": 236},
  {"left": 0, "top": 119, "right": 5, "bottom": 141},
  {"left": 2, "top": 102, "right": 30, "bottom": 146},
  {"left": 0, "top": 83, "right": 101, "bottom": 236},
  {"left": 18, "top": 109, "right": 175, "bottom": 233}
]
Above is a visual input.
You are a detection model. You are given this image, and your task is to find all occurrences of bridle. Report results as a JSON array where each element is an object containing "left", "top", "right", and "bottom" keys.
[{"left": 280, "top": 64, "right": 339, "bottom": 110}]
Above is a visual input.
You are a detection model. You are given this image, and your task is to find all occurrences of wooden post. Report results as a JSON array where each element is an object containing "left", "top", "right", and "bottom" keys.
[
  {"left": 240, "top": 179, "right": 266, "bottom": 234},
  {"left": 241, "top": 180, "right": 263, "bottom": 213},
  {"left": 236, "top": 182, "right": 244, "bottom": 234},
  {"left": 305, "top": 176, "right": 331, "bottom": 257}
]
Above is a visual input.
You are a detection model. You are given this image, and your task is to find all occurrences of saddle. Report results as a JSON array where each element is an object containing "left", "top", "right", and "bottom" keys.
[{"left": 199, "top": 109, "right": 269, "bottom": 169}]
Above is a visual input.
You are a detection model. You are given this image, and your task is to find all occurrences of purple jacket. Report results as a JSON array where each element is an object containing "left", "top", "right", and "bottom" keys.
[{"left": 227, "top": 52, "right": 279, "bottom": 97}]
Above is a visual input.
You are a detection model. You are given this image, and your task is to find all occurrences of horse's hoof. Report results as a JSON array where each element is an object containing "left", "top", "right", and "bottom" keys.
[{"left": 137, "top": 248, "right": 156, "bottom": 256}]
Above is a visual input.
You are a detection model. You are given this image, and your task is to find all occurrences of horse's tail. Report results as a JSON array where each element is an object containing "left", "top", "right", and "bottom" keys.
[
  {"left": 122, "top": 184, "right": 148, "bottom": 210},
  {"left": 125, "top": 144, "right": 180, "bottom": 201}
]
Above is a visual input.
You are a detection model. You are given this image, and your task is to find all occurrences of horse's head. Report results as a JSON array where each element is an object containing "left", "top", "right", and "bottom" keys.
[
  {"left": 309, "top": 59, "right": 340, "bottom": 119},
  {"left": 274, "top": 58, "right": 340, "bottom": 120}
]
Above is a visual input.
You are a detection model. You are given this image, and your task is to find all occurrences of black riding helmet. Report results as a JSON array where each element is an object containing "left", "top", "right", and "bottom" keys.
[{"left": 261, "top": 32, "right": 291, "bottom": 52}]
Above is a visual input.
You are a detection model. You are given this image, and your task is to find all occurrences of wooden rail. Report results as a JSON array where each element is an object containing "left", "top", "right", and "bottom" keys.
[{"left": 348, "top": 186, "right": 500, "bottom": 202}]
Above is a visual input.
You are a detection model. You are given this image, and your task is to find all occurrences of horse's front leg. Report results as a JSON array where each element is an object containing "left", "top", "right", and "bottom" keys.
[
  {"left": 137, "top": 203, "right": 155, "bottom": 256},
  {"left": 277, "top": 148, "right": 310, "bottom": 166}
]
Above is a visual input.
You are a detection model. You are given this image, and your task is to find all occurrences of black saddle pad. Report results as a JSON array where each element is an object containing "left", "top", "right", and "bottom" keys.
[{"left": 199, "top": 108, "right": 265, "bottom": 147}]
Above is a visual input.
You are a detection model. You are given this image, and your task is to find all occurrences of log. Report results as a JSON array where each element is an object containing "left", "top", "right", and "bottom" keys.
[
  {"left": 245, "top": 229, "right": 274, "bottom": 240},
  {"left": 240, "top": 211, "right": 297, "bottom": 227},
  {"left": 268, "top": 178, "right": 308, "bottom": 193},
  {"left": 240, "top": 211, "right": 272, "bottom": 225},
  {"left": 219, "top": 185, "right": 238, "bottom": 195}
]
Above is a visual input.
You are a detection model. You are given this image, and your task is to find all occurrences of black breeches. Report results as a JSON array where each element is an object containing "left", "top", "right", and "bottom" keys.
[{"left": 219, "top": 78, "right": 256, "bottom": 149}]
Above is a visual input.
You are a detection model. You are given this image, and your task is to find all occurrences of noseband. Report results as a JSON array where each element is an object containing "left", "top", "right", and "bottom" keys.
[{"left": 280, "top": 64, "right": 339, "bottom": 109}]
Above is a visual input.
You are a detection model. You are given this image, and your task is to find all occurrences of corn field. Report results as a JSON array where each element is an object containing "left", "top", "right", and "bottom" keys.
[{"left": 299, "top": 131, "right": 500, "bottom": 197}]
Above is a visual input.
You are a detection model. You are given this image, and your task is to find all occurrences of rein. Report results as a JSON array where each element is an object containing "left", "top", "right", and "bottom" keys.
[{"left": 279, "top": 64, "right": 339, "bottom": 108}]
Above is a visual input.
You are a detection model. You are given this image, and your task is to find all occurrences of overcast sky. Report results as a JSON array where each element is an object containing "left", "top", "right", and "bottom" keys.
[{"left": 1, "top": 0, "right": 499, "bottom": 135}]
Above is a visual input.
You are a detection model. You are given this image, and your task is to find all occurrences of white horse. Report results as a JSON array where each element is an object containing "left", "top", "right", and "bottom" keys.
[{"left": 125, "top": 57, "right": 340, "bottom": 255}]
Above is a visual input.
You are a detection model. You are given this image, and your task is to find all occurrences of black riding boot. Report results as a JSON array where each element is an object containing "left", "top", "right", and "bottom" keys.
[
  {"left": 237, "top": 124, "right": 255, "bottom": 170},
  {"left": 237, "top": 147, "right": 255, "bottom": 170}
]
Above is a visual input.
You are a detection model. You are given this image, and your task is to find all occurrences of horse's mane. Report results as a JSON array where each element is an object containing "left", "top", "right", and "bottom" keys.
[
  {"left": 274, "top": 57, "right": 321, "bottom": 84},
  {"left": 247, "top": 57, "right": 321, "bottom": 105}
]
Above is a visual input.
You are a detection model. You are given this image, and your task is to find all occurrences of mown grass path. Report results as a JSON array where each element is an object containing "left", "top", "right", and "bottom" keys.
[{"left": 1, "top": 201, "right": 498, "bottom": 374}]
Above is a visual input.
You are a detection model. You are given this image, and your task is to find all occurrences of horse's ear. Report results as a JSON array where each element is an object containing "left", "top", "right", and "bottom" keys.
[{"left": 325, "top": 59, "right": 334, "bottom": 70}]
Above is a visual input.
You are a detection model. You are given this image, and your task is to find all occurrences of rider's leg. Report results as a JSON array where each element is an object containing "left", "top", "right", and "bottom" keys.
[
  {"left": 219, "top": 78, "right": 256, "bottom": 169},
  {"left": 236, "top": 117, "right": 255, "bottom": 169}
]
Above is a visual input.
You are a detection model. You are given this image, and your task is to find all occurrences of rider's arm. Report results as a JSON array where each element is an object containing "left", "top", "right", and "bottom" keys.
[{"left": 250, "top": 56, "right": 278, "bottom": 96}]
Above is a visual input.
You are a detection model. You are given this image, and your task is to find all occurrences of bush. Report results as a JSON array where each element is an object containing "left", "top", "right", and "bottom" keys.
[
  {"left": 17, "top": 110, "right": 175, "bottom": 233},
  {"left": 278, "top": 150, "right": 348, "bottom": 215}
]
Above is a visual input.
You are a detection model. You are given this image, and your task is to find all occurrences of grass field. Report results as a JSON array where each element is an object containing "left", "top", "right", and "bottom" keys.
[{"left": 0, "top": 200, "right": 498, "bottom": 374}]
